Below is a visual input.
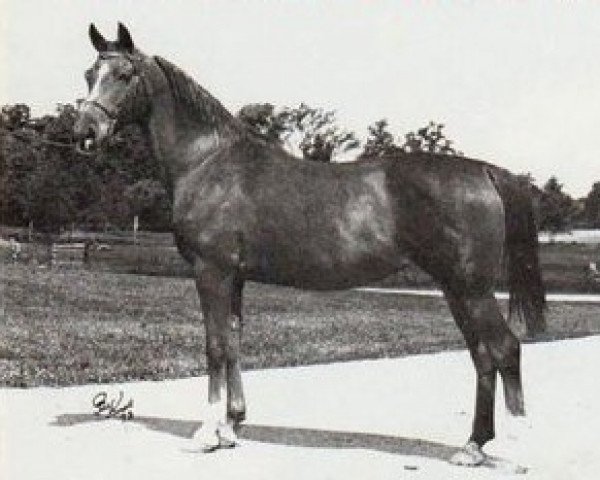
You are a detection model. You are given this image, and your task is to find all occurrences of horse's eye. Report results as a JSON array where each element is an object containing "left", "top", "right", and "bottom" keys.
[{"left": 117, "top": 69, "right": 134, "bottom": 82}]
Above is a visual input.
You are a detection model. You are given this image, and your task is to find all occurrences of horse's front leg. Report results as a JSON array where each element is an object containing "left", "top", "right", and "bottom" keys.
[{"left": 193, "top": 260, "right": 240, "bottom": 451}]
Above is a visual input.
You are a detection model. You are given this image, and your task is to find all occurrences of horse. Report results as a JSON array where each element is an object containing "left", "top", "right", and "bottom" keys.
[{"left": 73, "top": 23, "right": 545, "bottom": 466}]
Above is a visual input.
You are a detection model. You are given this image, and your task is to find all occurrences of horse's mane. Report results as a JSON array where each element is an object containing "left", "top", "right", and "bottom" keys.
[{"left": 153, "top": 55, "right": 239, "bottom": 132}]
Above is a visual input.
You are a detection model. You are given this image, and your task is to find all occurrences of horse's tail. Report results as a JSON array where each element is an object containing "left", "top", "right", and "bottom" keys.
[{"left": 489, "top": 168, "right": 546, "bottom": 336}]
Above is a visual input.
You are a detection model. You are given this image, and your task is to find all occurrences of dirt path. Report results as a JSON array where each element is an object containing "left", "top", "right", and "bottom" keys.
[{"left": 2, "top": 336, "right": 599, "bottom": 479}]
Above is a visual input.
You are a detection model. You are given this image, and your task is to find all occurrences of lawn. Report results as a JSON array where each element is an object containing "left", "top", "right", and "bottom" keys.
[{"left": 1, "top": 263, "right": 599, "bottom": 387}]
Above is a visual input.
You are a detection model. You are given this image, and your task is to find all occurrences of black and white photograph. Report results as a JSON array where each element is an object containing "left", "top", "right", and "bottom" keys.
[{"left": 1, "top": 1, "right": 600, "bottom": 478}]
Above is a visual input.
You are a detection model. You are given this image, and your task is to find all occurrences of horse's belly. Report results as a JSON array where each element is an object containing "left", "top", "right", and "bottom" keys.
[{"left": 246, "top": 238, "right": 399, "bottom": 290}]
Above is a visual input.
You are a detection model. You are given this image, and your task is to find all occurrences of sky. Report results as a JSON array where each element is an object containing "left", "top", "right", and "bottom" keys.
[{"left": 2, "top": 1, "right": 600, "bottom": 197}]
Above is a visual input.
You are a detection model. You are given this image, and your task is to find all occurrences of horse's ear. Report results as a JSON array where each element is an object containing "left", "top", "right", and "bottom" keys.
[
  {"left": 117, "top": 22, "right": 134, "bottom": 53},
  {"left": 89, "top": 23, "right": 108, "bottom": 52}
]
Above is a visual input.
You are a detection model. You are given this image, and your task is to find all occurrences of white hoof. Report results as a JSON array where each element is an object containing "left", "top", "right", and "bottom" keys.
[
  {"left": 217, "top": 422, "right": 239, "bottom": 448},
  {"left": 194, "top": 425, "right": 220, "bottom": 453},
  {"left": 450, "top": 441, "right": 486, "bottom": 467}
]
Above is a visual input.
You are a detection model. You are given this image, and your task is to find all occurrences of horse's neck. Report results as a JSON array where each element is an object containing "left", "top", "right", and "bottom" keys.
[{"left": 146, "top": 91, "right": 237, "bottom": 189}]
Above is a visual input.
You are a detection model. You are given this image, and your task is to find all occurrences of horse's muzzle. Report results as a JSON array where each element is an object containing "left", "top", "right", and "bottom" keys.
[{"left": 73, "top": 108, "right": 113, "bottom": 153}]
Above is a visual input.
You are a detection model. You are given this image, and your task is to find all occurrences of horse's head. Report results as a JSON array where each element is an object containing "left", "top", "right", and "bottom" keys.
[{"left": 74, "top": 23, "right": 152, "bottom": 151}]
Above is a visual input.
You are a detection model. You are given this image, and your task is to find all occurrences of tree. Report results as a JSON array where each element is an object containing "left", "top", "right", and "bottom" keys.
[
  {"left": 287, "top": 103, "right": 359, "bottom": 162},
  {"left": 583, "top": 181, "right": 600, "bottom": 228},
  {"left": 1, "top": 102, "right": 171, "bottom": 232},
  {"left": 237, "top": 102, "right": 359, "bottom": 162},
  {"left": 21, "top": 103, "right": 86, "bottom": 233},
  {"left": 538, "top": 176, "right": 577, "bottom": 233},
  {"left": 359, "top": 120, "right": 463, "bottom": 159},
  {"left": 125, "top": 179, "right": 170, "bottom": 231},
  {"left": 236, "top": 103, "right": 290, "bottom": 144},
  {"left": 101, "top": 124, "right": 171, "bottom": 230},
  {"left": 400, "top": 121, "right": 462, "bottom": 155},
  {"left": 515, "top": 172, "right": 536, "bottom": 188},
  {"left": 1, "top": 104, "right": 41, "bottom": 226},
  {"left": 361, "top": 119, "right": 401, "bottom": 157},
  {"left": 1, "top": 103, "right": 31, "bottom": 129}
]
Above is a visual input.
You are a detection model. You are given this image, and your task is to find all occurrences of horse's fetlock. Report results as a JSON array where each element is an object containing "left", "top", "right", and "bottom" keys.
[
  {"left": 470, "top": 428, "right": 495, "bottom": 447},
  {"left": 227, "top": 403, "right": 246, "bottom": 425}
]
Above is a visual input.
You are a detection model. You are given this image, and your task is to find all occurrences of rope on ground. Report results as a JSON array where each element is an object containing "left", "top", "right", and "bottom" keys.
[{"left": 92, "top": 390, "right": 134, "bottom": 420}]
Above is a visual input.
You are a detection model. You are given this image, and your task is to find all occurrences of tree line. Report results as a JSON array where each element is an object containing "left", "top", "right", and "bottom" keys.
[
  {"left": 1, "top": 101, "right": 599, "bottom": 235},
  {"left": 0, "top": 103, "right": 169, "bottom": 233}
]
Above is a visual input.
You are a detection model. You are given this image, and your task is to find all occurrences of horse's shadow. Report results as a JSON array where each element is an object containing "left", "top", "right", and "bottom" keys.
[{"left": 52, "top": 413, "right": 459, "bottom": 463}]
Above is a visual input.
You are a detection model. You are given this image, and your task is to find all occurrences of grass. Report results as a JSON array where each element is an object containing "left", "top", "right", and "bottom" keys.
[
  {"left": 1, "top": 263, "right": 600, "bottom": 388},
  {"left": 538, "top": 242, "right": 600, "bottom": 291}
]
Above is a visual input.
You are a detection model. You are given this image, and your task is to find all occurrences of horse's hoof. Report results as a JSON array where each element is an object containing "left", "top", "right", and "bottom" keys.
[
  {"left": 217, "top": 422, "right": 239, "bottom": 448},
  {"left": 194, "top": 427, "right": 221, "bottom": 453},
  {"left": 449, "top": 441, "right": 486, "bottom": 467}
]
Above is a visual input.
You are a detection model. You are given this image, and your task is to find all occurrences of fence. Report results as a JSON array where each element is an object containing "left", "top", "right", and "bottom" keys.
[{"left": 50, "top": 242, "right": 87, "bottom": 268}]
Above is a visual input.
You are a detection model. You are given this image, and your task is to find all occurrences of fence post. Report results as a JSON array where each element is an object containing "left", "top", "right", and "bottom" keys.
[{"left": 133, "top": 215, "right": 139, "bottom": 245}]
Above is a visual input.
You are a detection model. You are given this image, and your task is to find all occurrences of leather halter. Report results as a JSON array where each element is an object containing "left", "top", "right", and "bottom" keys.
[
  {"left": 82, "top": 52, "right": 147, "bottom": 123},
  {"left": 83, "top": 99, "right": 118, "bottom": 119}
]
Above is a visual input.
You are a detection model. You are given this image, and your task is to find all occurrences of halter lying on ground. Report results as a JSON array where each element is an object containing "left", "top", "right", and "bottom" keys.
[{"left": 73, "top": 23, "right": 546, "bottom": 466}]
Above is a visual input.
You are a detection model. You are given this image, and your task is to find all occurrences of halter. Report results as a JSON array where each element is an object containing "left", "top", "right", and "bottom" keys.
[
  {"left": 82, "top": 52, "right": 149, "bottom": 125},
  {"left": 83, "top": 99, "right": 119, "bottom": 119}
]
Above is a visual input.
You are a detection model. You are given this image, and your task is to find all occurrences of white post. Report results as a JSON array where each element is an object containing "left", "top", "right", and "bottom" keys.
[{"left": 133, "top": 215, "right": 139, "bottom": 245}]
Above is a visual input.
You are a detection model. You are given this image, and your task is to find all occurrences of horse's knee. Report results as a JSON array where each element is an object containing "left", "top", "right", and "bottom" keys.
[
  {"left": 473, "top": 342, "right": 495, "bottom": 376},
  {"left": 226, "top": 314, "right": 243, "bottom": 353},
  {"left": 206, "top": 336, "right": 227, "bottom": 367},
  {"left": 207, "top": 314, "right": 242, "bottom": 356}
]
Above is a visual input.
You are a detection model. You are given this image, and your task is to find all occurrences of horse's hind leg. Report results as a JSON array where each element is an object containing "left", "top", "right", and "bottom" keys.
[
  {"left": 445, "top": 290, "right": 524, "bottom": 466},
  {"left": 445, "top": 291, "right": 496, "bottom": 465},
  {"left": 467, "top": 294, "right": 524, "bottom": 417}
]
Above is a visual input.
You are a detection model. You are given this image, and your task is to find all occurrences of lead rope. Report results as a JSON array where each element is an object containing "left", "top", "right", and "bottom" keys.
[
  {"left": 92, "top": 390, "right": 134, "bottom": 420},
  {"left": 0, "top": 126, "right": 95, "bottom": 156}
]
